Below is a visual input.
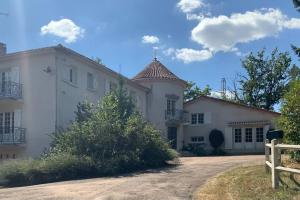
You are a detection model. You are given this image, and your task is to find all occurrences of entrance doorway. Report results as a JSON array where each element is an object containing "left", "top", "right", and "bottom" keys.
[{"left": 167, "top": 127, "right": 177, "bottom": 149}]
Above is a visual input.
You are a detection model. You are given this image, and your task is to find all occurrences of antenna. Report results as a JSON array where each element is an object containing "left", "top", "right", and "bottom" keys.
[
  {"left": 221, "top": 78, "right": 226, "bottom": 97},
  {"left": 153, "top": 47, "right": 158, "bottom": 60}
]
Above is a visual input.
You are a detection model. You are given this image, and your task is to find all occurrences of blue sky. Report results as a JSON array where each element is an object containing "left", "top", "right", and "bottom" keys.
[{"left": 1, "top": 0, "right": 300, "bottom": 92}]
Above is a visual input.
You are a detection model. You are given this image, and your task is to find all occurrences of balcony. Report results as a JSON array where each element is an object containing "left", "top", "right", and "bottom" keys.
[
  {"left": 0, "top": 127, "right": 25, "bottom": 144},
  {"left": 0, "top": 81, "right": 22, "bottom": 100},
  {"left": 165, "top": 109, "right": 189, "bottom": 125}
]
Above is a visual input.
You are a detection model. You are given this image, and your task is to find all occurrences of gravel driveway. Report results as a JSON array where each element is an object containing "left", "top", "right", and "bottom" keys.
[{"left": 0, "top": 155, "right": 263, "bottom": 200}]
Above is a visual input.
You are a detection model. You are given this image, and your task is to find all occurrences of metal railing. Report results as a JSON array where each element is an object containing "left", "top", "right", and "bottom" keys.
[
  {"left": 165, "top": 109, "right": 189, "bottom": 124},
  {"left": 0, "top": 81, "right": 22, "bottom": 99},
  {"left": 265, "top": 139, "right": 300, "bottom": 189},
  {"left": 0, "top": 127, "right": 25, "bottom": 144}
]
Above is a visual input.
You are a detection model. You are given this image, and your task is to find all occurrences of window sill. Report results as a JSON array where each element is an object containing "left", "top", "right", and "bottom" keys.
[
  {"left": 189, "top": 124, "right": 206, "bottom": 127},
  {"left": 62, "top": 79, "right": 78, "bottom": 88},
  {"left": 87, "top": 87, "right": 97, "bottom": 92}
]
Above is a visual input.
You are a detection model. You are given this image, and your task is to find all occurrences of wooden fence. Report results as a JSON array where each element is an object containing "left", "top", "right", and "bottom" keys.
[{"left": 265, "top": 139, "right": 300, "bottom": 189}]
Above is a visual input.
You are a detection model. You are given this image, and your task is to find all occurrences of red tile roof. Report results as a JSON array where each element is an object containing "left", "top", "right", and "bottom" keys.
[{"left": 132, "top": 58, "right": 186, "bottom": 85}]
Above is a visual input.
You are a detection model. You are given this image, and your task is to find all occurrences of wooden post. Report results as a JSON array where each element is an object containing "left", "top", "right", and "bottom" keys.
[
  {"left": 271, "top": 139, "right": 279, "bottom": 189},
  {"left": 278, "top": 139, "right": 282, "bottom": 164},
  {"left": 265, "top": 139, "right": 270, "bottom": 173}
]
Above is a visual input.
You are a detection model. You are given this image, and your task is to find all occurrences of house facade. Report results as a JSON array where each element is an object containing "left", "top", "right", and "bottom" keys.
[{"left": 0, "top": 43, "right": 279, "bottom": 159}]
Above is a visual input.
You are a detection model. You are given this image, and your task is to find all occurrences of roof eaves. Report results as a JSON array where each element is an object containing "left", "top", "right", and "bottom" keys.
[{"left": 184, "top": 96, "right": 281, "bottom": 115}]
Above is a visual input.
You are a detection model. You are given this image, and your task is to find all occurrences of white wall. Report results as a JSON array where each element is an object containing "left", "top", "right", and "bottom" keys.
[
  {"left": 0, "top": 50, "right": 57, "bottom": 158},
  {"left": 136, "top": 80, "right": 185, "bottom": 149},
  {"left": 55, "top": 51, "right": 148, "bottom": 129}
]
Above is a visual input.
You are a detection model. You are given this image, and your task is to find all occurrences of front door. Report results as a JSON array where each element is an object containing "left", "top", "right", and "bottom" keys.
[{"left": 168, "top": 127, "right": 177, "bottom": 149}]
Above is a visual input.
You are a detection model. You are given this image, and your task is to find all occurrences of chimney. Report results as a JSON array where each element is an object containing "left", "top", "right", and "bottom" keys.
[{"left": 0, "top": 43, "right": 7, "bottom": 56}]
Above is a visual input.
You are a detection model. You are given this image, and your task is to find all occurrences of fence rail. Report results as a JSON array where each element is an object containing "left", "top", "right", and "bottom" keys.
[{"left": 265, "top": 139, "right": 300, "bottom": 189}]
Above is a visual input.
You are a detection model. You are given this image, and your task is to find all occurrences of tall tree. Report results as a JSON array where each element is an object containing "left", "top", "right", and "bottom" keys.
[
  {"left": 184, "top": 81, "right": 211, "bottom": 102},
  {"left": 290, "top": 45, "right": 300, "bottom": 81},
  {"left": 235, "top": 48, "right": 292, "bottom": 110}
]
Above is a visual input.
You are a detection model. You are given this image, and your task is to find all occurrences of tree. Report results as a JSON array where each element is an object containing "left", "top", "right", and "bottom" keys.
[
  {"left": 184, "top": 81, "right": 211, "bottom": 102},
  {"left": 74, "top": 101, "right": 94, "bottom": 123},
  {"left": 278, "top": 80, "right": 300, "bottom": 160},
  {"left": 50, "top": 81, "right": 177, "bottom": 174},
  {"left": 235, "top": 48, "right": 292, "bottom": 110},
  {"left": 290, "top": 45, "right": 300, "bottom": 81},
  {"left": 293, "top": 0, "right": 300, "bottom": 11}
]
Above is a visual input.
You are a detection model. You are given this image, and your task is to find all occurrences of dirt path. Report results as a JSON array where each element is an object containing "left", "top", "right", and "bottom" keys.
[{"left": 0, "top": 155, "right": 263, "bottom": 200}]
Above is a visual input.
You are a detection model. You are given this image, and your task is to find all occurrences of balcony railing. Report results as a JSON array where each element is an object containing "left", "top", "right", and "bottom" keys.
[
  {"left": 165, "top": 109, "right": 189, "bottom": 124},
  {"left": 0, "top": 81, "right": 22, "bottom": 100},
  {"left": 0, "top": 127, "right": 25, "bottom": 144}
]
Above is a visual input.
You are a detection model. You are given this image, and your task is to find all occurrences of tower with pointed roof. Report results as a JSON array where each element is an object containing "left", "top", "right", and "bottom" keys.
[{"left": 132, "top": 58, "right": 187, "bottom": 150}]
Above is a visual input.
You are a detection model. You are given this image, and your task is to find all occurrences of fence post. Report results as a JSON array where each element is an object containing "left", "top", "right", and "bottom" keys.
[
  {"left": 265, "top": 139, "right": 270, "bottom": 173},
  {"left": 271, "top": 139, "right": 279, "bottom": 189}
]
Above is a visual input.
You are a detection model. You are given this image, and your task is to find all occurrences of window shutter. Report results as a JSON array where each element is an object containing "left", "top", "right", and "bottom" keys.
[
  {"left": 14, "top": 109, "right": 21, "bottom": 128},
  {"left": 204, "top": 112, "right": 211, "bottom": 124},
  {"left": 224, "top": 127, "right": 233, "bottom": 149},
  {"left": 105, "top": 79, "right": 110, "bottom": 94},
  {"left": 11, "top": 67, "right": 20, "bottom": 83},
  {"left": 93, "top": 76, "right": 97, "bottom": 89}
]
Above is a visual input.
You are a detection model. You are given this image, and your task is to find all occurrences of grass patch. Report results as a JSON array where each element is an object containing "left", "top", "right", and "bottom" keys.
[{"left": 194, "top": 165, "right": 300, "bottom": 200}]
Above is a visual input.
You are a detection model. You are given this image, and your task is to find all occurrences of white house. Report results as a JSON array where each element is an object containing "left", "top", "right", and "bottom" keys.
[{"left": 0, "top": 43, "right": 279, "bottom": 159}]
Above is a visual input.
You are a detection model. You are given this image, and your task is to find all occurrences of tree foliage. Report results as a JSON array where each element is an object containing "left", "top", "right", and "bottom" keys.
[
  {"left": 74, "top": 101, "right": 94, "bottom": 123},
  {"left": 234, "top": 48, "right": 292, "bottom": 110},
  {"left": 50, "top": 81, "right": 177, "bottom": 174},
  {"left": 278, "top": 80, "right": 300, "bottom": 145},
  {"left": 184, "top": 81, "right": 211, "bottom": 102}
]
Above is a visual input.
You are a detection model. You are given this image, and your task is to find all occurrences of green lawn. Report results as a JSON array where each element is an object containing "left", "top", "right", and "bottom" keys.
[{"left": 194, "top": 165, "right": 300, "bottom": 200}]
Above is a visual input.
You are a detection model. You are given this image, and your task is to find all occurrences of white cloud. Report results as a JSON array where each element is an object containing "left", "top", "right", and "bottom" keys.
[
  {"left": 41, "top": 19, "right": 85, "bottom": 43},
  {"left": 163, "top": 48, "right": 175, "bottom": 56},
  {"left": 142, "top": 35, "right": 160, "bottom": 44},
  {"left": 191, "top": 8, "right": 300, "bottom": 52},
  {"left": 177, "top": 0, "right": 205, "bottom": 13},
  {"left": 210, "top": 91, "right": 235, "bottom": 100},
  {"left": 174, "top": 48, "right": 213, "bottom": 63}
]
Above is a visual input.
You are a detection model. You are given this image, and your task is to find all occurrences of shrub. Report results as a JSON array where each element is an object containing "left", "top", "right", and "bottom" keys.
[
  {"left": 209, "top": 129, "right": 224, "bottom": 149},
  {"left": 182, "top": 144, "right": 207, "bottom": 156},
  {"left": 277, "top": 80, "right": 300, "bottom": 161},
  {"left": 0, "top": 153, "right": 95, "bottom": 186}
]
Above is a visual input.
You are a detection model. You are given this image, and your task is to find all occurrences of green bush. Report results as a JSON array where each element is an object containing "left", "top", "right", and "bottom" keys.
[
  {"left": 209, "top": 129, "right": 224, "bottom": 149},
  {"left": 182, "top": 144, "right": 207, "bottom": 156},
  {"left": 0, "top": 153, "right": 95, "bottom": 186}
]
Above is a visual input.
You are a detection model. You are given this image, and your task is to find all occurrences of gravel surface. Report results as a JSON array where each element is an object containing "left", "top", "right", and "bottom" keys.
[{"left": 0, "top": 155, "right": 264, "bottom": 200}]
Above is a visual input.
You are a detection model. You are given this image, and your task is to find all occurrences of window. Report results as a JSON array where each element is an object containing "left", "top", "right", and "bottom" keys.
[
  {"left": 191, "top": 136, "right": 204, "bottom": 143},
  {"left": 245, "top": 128, "right": 253, "bottom": 143},
  {"left": 198, "top": 113, "right": 204, "bottom": 124},
  {"left": 68, "top": 67, "right": 77, "bottom": 84},
  {"left": 110, "top": 82, "right": 117, "bottom": 92},
  {"left": 87, "top": 72, "right": 94, "bottom": 89},
  {"left": 234, "top": 128, "right": 242, "bottom": 143},
  {"left": 256, "top": 127, "right": 264, "bottom": 142},
  {"left": 4, "top": 112, "right": 10, "bottom": 133},
  {"left": 191, "top": 113, "right": 205, "bottom": 125},
  {"left": 191, "top": 114, "right": 197, "bottom": 124},
  {"left": 167, "top": 99, "right": 176, "bottom": 115}
]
